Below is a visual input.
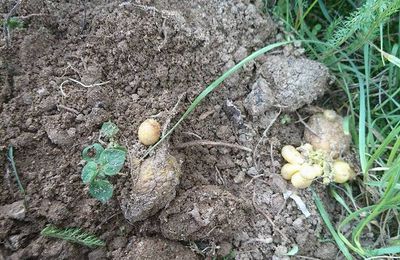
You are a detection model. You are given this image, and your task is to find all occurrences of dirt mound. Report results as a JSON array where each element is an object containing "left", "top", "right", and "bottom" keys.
[{"left": 1, "top": 0, "right": 338, "bottom": 259}]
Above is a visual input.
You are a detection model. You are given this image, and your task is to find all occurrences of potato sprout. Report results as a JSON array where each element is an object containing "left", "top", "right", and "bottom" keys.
[
  {"left": 280, "top": 143, "right": 355, "bottom": 189},
  {"left": 291, "top": 172, "right": 313, "bottom": 189},
  {"left": 281, "top": 145, "right": 305, "bottom": 165}
]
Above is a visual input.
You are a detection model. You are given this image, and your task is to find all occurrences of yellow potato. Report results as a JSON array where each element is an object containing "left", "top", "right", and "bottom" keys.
[
  {"left": 281, "top": 163, "right": 301, "bottom": 180},
  {"left": 291, "top": 172, "right": 312, "bottom": 189},
  {"left": 281, "top": 145, "right": 305, "bottom": 165},
  {"left": 138, "top": 119, "right": 161, "bottom": 146},
  {"left": 299, "top": 164, "right": 323, "bottom": 180},
  {"left": 332, "top": 160, "right": 354, "bottom": 183}
]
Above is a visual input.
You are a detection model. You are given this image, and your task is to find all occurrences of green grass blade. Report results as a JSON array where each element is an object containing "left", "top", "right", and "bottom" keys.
[
  {"left": 142, "top": 40, "right": 292, "bottom": 158},
  {"left": 313, "top": 190, "right": 353, "bottom": 259},
  {"left": 6, "top": 145, "right": 25, "bottom": 196}
]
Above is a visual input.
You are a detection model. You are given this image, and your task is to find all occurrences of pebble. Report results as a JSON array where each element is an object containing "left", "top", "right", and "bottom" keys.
[{"left": 0, "top": 200, "right": 26, "bottom": 220}]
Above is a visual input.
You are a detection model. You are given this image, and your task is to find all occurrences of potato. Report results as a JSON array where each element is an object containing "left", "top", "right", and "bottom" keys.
[
  {"left": 281, "top": 163, "right": 301, "bottom": 180},
  {"left": 299, "top": 164, "right": 323, "bottom": 180},
  {"left": 138, "top": 119, "right": 161, "bottom": 145},
  {"left": 281, "top": 145, "right": 305, "bottom": 165},
  {"left": 332, "top": 160, "right": 354, "bottom": 183},
  {"left": 120, "top": 153, "right": 181, "bottom": 223},
  {"left": 291, "top": 172, "right": 312, "bottom": 189},
  {"left": 304, "top": 110, "right": 351, "bottom": 158}
]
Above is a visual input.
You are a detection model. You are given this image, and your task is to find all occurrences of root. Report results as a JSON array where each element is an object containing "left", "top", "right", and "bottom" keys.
[{"left": 59, "top": 78, "right": 110, "bottom": 97}]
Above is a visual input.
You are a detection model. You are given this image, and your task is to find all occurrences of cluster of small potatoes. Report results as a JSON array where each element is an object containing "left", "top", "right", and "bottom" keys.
[{"left": 281, "top": 144, "right": 355, "bottom": 189}]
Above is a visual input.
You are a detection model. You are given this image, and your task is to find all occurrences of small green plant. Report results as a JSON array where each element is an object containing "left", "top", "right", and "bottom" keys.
[
  {"left": 5, "top": 17, "right": 24, "bottom": 30},
  {"left": 81, "top": 121, "right": 126, "bottom": 203},
  {"left": 41, "top": 225, "right": 105, "bottom": 247},
  {"left": 280, "top": 114, "right": 292, "bottom": 125}
]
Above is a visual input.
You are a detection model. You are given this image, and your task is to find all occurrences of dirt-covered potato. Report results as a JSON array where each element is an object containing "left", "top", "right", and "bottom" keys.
[
  {"left": 120, "top": 152, "right": 181, "bottom": 223},
  {"left": 304, "top": 110, "right": 351, "bottom": 158},
  {"left": 159, "top": 185, "right": 248, "bottom": 241}
]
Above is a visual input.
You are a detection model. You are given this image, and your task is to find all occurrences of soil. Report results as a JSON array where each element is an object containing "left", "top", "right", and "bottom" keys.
[{"left": 1, "top": 0, "right": 348, "bottom": 259}]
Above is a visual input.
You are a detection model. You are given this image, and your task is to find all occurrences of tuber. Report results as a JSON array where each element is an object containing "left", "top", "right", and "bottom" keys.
[
  {"left": 138, "top": 119, "right": 161, "bottom": 146},
  {"left": 281, "top": 145, "right": 305, "bottom": 165},
  {"left": 291, "top": 172, "right": 313, "bottom": 189},
  {"left": 332, "top": 160, "right": 354, "bottom": 183},
  {"left": 304, "top": 109, "right": 351, "bottom": 158}
]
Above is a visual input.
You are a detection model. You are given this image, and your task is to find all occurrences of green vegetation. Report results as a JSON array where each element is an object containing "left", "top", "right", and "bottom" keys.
[
  {"left": 269, "top": 0, "right": 400, "bottom": 258},
  {"left": 81, "top": 121, "right": 126, "bottom": 203},
  {"left": 6, "top": 145, "right": 26, "bottom": 199},
  {"left": 41, "top": 225, "right": 105, "bottom": 247}
]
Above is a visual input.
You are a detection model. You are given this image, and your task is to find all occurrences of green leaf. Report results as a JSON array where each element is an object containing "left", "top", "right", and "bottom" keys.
[
  {"left": 98, "top": 148, "right": 126, "bottom": 176},
  {"left": 82, "top": 143, "right": 104, "bottom": 162},
  {"left": 89, "top": 179, "right": 113, "bottom": 203},
  {"left": 100, "top": 121, "right": 119, "bottom": 138},
  {"left": 285, "top": 245, "right": 299, "bottom": 256},
  {"left": 81, "top": 161, "right": 98, "bottom": 184},
  {"left": 7, "top": 17, "right": 24, "bottom": 30}
]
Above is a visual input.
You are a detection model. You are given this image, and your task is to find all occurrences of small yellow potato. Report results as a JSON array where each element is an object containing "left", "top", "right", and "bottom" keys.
[
  {"left": 299, "top": 164, "right": 323, "bottom": 180},
  {"left": 138, "top": 119, "right": 161, "bottom": 145},
  {"left": 281, "top": 163, "right": 302, "bottom": 180},
  {"left": 291, "top": 172, "right": 312, "bottom": 189},
  {"left": 281, "top": 145, "right": 305, "bottom": 165},
  {"left": 332, "top": 160, "right": 354, "bottom": 183}
]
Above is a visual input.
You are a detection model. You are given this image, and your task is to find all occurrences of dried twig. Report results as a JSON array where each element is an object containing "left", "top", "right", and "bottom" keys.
[
  {"left": 3, "top": 0, "right": 22, "bottom": 47},
  {"left": 59, "top": 78, "right": 110, "bottom": 97},
  {"left": 252, "top": 188, "right": 289, "bottom": 242},
  {"left": 253, "top": 109, "right": 281, "bottom": 171},
  {"left": 295, "top": 111, "right": 319, "bottom": 136},
  {"left": 57, "top": 104, "right": 79, "bottom": 114},
  {"left": 174, "top": 140, "right": 252, "bottom": 152}
]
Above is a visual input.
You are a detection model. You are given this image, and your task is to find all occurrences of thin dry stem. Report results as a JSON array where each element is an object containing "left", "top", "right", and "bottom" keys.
[{"left": 174, "top": 140, "right": 252, "bottom": 152}]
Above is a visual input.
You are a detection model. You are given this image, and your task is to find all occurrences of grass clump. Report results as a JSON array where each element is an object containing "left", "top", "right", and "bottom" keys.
[
  {"left": 270, "top": 0, "right": 400, "bottom": 258},
  {"left": 41, "top": 225, "right": 105, "bottom": 248},
  {"left": 81, "top": 121, "right": 126, "bottom": 203}
]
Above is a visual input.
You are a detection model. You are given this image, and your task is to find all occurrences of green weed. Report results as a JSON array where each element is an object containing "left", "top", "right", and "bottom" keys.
[
  {"left": 41, "top": 225, "right": 105, "bottom": 247},
  {"left": 81, "top": 121, "right": 126, "bottom": 203}
]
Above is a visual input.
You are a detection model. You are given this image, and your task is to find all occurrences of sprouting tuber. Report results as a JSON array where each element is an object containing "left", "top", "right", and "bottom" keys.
[
  {"left": 304, "top": 109, "right": 351, "bottom": 158},
  {"left": 280, "top": 109, "right": 356, "bottom": 189}
]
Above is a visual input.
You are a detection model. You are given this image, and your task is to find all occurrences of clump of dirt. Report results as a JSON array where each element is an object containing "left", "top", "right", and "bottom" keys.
[
  {"left": 160, "top": 185, "right": 249, "bottom": 241},
  {"left": 0, "top": 0, "right": 345, "bottom": 259},
  {"left": 111, "top": 237, "right": 199, "bottom": 260}
]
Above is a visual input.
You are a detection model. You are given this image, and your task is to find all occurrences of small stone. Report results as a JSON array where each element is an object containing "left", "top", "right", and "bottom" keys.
[
  {"left": 274, "top": 245, "right": 288, "bottom": 257},
  {"left": 292, "top": 218, "right": 303, "bottom": 230},
  {"left": 247, "top": 167, "right": 258, "bottom": 177},
  {"left": 233, "top": 171, "right": 246, "bottom": 183},
  {"left": 244, "top": 77, "right": 274, "bottom": 116},
  {"left": 218, "top": 241, "right": 233, "bottom": 257},
  {"left": 88, "top": 248, "right": 106, "bottom": 260},
  {"left": 314, "top": 243, "right": 338, "bottom": 259},
  {"left": 0, "top": 200, "right": 26, "bottom": 220}
]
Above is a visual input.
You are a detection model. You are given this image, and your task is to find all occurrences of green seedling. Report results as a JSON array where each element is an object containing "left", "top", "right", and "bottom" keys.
[
  {"left": 81, "top": 121, "right": 126, "bottom": 203},
  {"left": 5, "top": 17, "right": 24, "bottom": 30},
  {"left": 41, "top": 225, "right": 105, "bottom": 248}
]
